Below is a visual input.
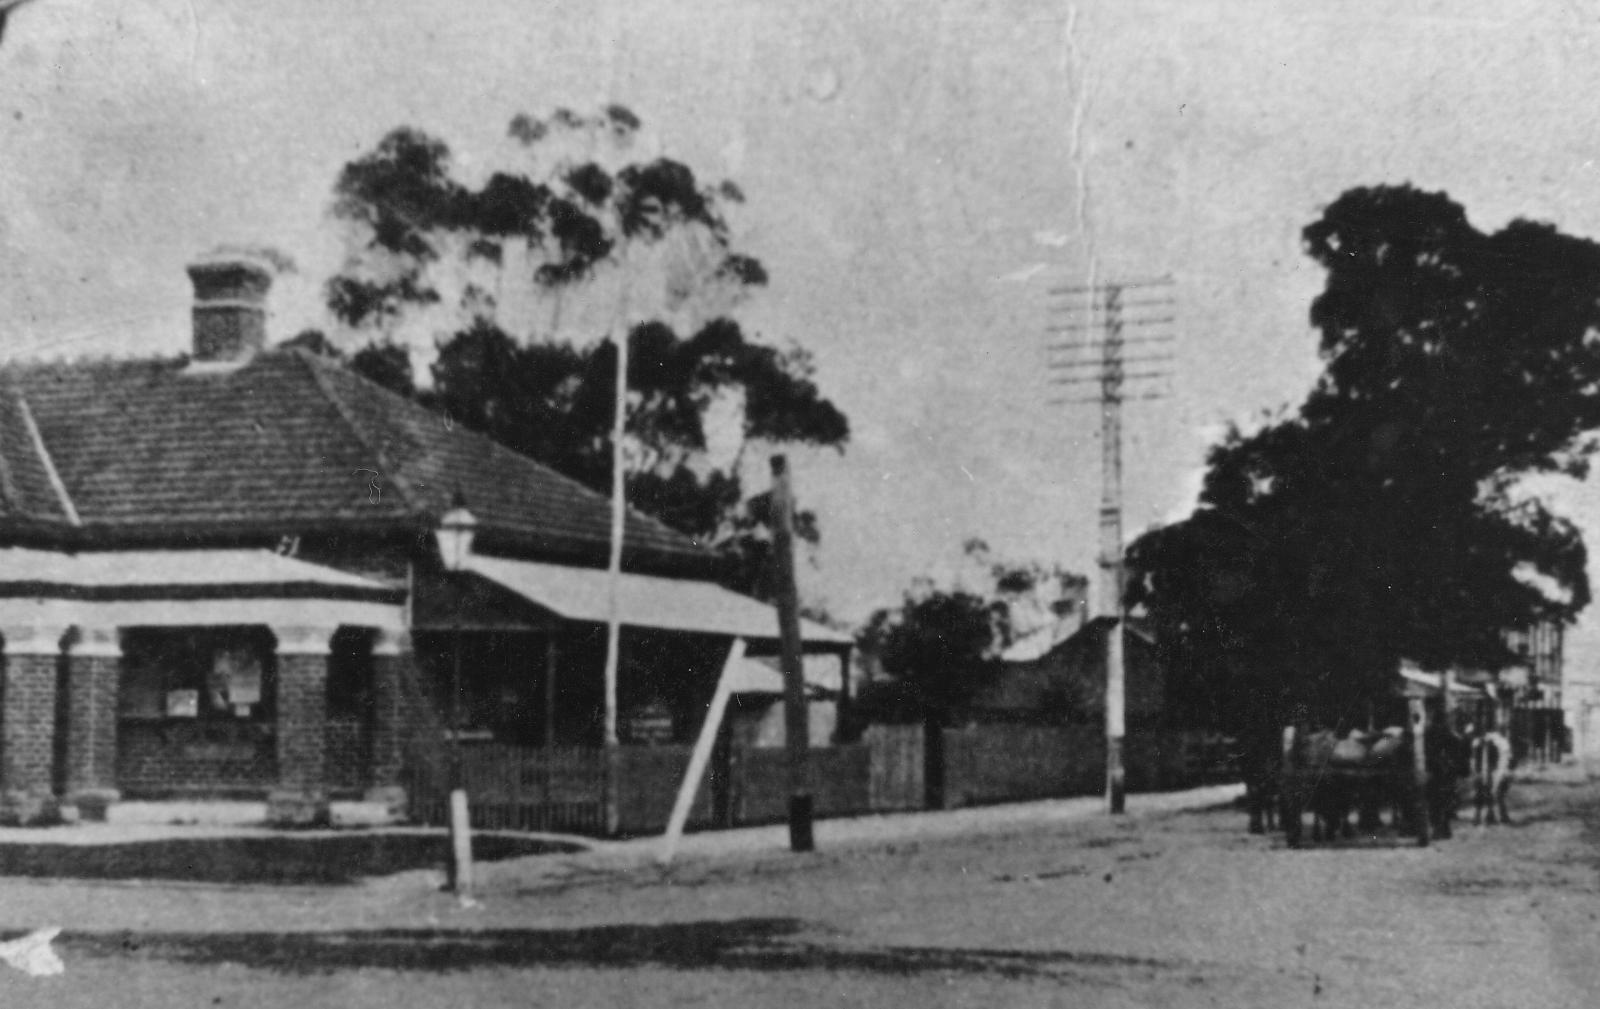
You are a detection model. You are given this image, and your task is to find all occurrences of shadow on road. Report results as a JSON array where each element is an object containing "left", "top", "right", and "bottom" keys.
[
  {"left": 58, "top": 919, "right": 1182, "bottom": 981},
  {"left": 0, "top": 834, "right": 580, "bottom": 885}
]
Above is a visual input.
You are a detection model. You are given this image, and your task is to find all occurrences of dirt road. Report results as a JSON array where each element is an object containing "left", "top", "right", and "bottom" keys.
[{"left": 2, "top": 779, "right": 1597, "bottom": 1008}]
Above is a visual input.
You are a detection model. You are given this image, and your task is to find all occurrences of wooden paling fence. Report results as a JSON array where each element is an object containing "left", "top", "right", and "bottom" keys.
[
  {"left": 405, "top": 727, "right": 1239, "bottom": 836},
  {"left": 405, "top": 743, "right": 608, "bottom": 834},
  {"left": 865, "top": 723, "right": 924, "bottom": 812}
]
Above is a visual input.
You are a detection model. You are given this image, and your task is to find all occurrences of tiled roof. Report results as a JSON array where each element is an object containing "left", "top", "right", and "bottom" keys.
[
  {"left": 0, "top": 379, "right": 74, "bottom": 526},
  {"left": 0, "top": 350, "right": 710, "bottom": 569}
]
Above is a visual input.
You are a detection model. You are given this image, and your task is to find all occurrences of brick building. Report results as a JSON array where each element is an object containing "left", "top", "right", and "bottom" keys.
[{"left": 0, "top": 255, "right": 847, "bottom": 826}]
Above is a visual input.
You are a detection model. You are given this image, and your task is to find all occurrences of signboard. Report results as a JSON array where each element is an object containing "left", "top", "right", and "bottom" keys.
[
  {"left": 625, "top": 703, "right": 675, "bottom": 746},
  {"left": 165, "top": 690, "right": 199, "bottom": 718}
]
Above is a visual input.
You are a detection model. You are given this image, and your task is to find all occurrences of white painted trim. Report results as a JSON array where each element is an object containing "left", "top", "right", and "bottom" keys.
[
  {"left": 70, "top": 626, "right": 122, "bottom": 659},
  {"left": 372, "top": 628, "right": 413, "bottom": 657},
  {"left": 0, "top": 624, "right": 68, "bottom": 656},
  {"left": 0, "top": 597, "right": 404, "bottom": 633},
  {"left": 271, "top": 625, "right": 338, "bottom": 656}
]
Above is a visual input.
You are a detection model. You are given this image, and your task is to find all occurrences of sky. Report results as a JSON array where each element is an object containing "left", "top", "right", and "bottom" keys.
[{"left": 8, "top": 0, "right": 1600, "bottom": 661}]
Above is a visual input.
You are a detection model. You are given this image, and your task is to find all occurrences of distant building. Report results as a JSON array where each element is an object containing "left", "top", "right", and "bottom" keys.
[{"left": 980, "top": 616, "right": 1170, "bottom": 729}]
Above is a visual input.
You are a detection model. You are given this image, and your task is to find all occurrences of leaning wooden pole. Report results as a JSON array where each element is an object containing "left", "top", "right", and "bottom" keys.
[
  {"left": 657, "top": 638, "right": 748, "bottom": 865},
  {"left": 771, "top": 455, "right": 814, "bottom": 852}
]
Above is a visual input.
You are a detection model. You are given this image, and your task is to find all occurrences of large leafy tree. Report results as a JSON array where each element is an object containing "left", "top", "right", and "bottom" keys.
[
  {"left": 1129, "top": 184, "right": 1600, "bottom": 729},
  {"left": 858, "top": 588, "right": 1007, "bottom": 722},
  {"left": 322, "top": 108, "right": 847, "bottom": 590}
]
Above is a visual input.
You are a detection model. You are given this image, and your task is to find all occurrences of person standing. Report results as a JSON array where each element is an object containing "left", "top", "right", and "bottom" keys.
[{"left": 1423, "top": 701, "right": 1462, "bottom": 839}]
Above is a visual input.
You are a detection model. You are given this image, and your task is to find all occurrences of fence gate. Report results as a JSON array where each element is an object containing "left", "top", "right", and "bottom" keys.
[{"left": 865, "top": 723, "right": 924, "bottom": 812}]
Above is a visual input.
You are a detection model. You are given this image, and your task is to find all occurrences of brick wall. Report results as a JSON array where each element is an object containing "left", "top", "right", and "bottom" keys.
[
  {"left": 325, "top": 718, "right": 371, "bottom": 793},
  {"left": 2, "top": 654, "right": 59, "bottom": 795},
  {"left": 65, "top": 654, "right": 120, "bottom": 795},
  {"left": 369, "top": 653, "right": 411, "bottom": 790},
  {"left": 116, "top": 720, "right": 276, "bottom": 796},
  {"left": 276, "top": 653, "right": 328, "bottom": 792}
]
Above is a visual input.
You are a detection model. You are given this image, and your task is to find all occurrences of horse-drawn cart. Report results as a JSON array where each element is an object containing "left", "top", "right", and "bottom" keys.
[{"left": 1277, "top": 722, "right": 1432, "bottom": 848}]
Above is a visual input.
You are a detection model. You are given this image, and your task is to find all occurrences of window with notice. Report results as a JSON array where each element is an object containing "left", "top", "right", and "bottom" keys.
[{"left": 120, "top": 628, "right": 276, "bottom": 722}]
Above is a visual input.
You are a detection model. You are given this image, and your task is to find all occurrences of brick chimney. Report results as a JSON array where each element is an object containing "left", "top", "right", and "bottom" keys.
[{"left": 186, "top": 256, "right": 273, "bottom": 363}]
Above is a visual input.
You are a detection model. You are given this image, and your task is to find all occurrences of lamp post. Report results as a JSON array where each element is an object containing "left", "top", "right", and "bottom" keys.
[
  {"left": 434, "top": 501, "right": 479, "bottom": 754},
  {"left": 433, "top": 500, "right": 477, "bottom": 897}
]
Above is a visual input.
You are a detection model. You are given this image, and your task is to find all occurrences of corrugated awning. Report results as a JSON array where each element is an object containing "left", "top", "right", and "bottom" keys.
[
  {"left": 724, "top": 655, "right": 843, "bottom": 694},
  {"left": 1399, "top": 662, "right": 1488, "bottom": 697},
  {"left": 463, "top": 554, "right": 853, "bottom": 648}
]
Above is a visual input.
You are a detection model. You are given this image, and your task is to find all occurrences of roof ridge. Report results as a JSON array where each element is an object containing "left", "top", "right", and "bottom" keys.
[
  {"left": 15, "top": 392, "right": 80, "bottom": 526},
  {"left": 294, "top": 350, "right": 426, "bottom": 515},
  {"left": 0, "top": 384, "right": 20, "bottom": 514}
]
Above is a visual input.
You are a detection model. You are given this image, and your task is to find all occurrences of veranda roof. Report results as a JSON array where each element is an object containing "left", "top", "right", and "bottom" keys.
[
  {"left": 0, "top": 547, "right": 400, "bottom": 602},
  {"left": 462, "top": 554, "right": 853, "bottom": 649}
]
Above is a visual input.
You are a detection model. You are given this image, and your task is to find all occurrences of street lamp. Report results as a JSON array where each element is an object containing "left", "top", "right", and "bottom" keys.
[
  {"left": 434, "top": 501, "right": 478, "bottom": 574},
  {"left": 434, "top": 500, "right": 477, "bottom": 742},
  {"left": 434, "top": 499, "right": 476, "bottom": 897}
]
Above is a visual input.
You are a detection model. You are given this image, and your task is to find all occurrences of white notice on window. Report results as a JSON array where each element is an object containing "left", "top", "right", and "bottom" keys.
[
  {"left": 166, "top": 690, "right": 198, "bottom": 718},
  {"left": 214, "top": 648, "right": 263, "bottom": 706}
]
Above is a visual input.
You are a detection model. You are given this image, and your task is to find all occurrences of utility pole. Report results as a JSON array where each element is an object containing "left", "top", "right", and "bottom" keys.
[
  {"left": 771, "top": 454, "right": 814, "bottom": 852},
  {"left": 1047, "top": 276, "right": 1174, "bottom": 814}
]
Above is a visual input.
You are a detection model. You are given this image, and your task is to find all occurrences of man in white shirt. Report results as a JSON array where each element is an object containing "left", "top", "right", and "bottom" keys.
[{"left": 1467, "top": 722, "right": 1514, "bottom": 826}]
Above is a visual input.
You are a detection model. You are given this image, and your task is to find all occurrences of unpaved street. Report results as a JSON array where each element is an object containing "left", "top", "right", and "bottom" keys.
[{"left": 1, "top": 780, "right": 1597, "bottom": 1008}]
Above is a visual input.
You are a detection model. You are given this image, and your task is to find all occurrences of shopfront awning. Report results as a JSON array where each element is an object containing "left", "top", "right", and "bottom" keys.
[
  {"left": 463, "top": 554, "right": 853, "bottom": 649},
  {"left": 1399, "top": 662, "right": 1489, "bottom": 698}
]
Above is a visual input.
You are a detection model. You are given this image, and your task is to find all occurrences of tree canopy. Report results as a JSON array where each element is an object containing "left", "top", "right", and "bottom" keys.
[
  {"left": 321, "top": 108, "right": 848, "bottom": 592},
  {"left": 1129, "top": 184, "right": 1600, "bottom": 727}
]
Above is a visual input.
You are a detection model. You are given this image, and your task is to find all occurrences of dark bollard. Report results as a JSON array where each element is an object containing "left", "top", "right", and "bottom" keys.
[{"left": 789, "top": 794, "right": 814, "bottom": 853}]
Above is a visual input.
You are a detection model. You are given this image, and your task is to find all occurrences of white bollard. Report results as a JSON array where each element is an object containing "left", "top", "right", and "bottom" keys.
[{"left": 449, "top": 788, "right": 473, "bottom": 896}]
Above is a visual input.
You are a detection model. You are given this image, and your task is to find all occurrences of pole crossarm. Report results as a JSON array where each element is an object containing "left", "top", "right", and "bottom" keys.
[
  {"left": 1047, "top": 354, "right": 1175, "bottom": 369},
  {"left": 1046, "top": 316, "right": 1176, "bottom": 332},
  {"left": 1048, "top": 275, "right": 1174, "bottom": 295},
  {"left": 1048, "top": 334, "right": 1174, "bottom": 350},
  {"left": 1050, "top": 392, "right": 1170, "bottom": 406},
  {"left": 1050, "top": 370, "right": 1172, "bottom": 387}
]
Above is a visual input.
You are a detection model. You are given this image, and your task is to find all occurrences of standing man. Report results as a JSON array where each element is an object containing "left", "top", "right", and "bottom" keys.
[
  {"left": 1422, "top": 699, "right": 1462, "bottom": 839},
  {"left": 1468, "top": 721, "right": 1514, "bottom": 826}
]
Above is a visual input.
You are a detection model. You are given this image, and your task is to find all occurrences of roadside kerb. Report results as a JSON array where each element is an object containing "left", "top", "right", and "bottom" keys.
[{"left": 480, "top": 782, "right": 1245, "bottom": 888}]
